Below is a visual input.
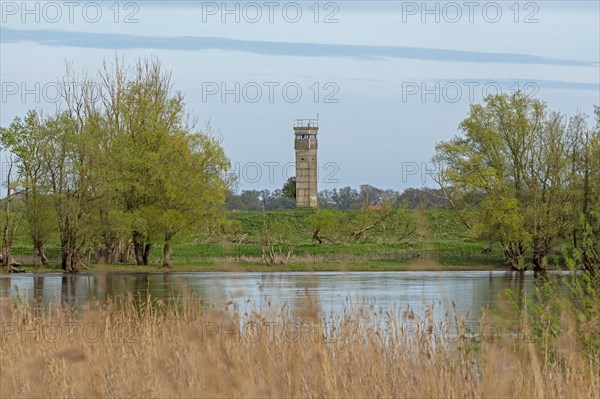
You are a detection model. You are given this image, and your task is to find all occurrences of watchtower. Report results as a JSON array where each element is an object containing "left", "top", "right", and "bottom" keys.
[{"left": 294, "top": 118, "right": 318, "bottom": 208}]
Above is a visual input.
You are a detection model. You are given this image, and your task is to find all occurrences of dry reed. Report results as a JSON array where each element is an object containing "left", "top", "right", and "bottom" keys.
[{"left": 0, "top": 291, "right": 598, "bottom": 398}]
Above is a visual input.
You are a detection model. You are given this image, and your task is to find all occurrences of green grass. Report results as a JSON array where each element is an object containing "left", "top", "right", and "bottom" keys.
[
  {"left": 423, "top": 210, "right": 506, "bottom": 267},
  {"left": 6, "top": 208, "right": 512, "bottom": 272}
]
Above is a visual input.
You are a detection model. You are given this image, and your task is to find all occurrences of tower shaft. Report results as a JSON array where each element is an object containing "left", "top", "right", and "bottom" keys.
[{"left": 294, "top": 119, "right": 319, "bottom": 208}]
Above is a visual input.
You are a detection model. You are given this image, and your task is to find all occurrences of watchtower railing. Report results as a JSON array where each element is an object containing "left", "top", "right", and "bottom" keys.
[{"left": 294, "top": 119, "right": 319, "bottom": 128}]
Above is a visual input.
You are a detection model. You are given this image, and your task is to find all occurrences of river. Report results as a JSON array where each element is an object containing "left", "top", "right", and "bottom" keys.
[{"left": 0, "top": 271, "right": 545, "bottom": 326}]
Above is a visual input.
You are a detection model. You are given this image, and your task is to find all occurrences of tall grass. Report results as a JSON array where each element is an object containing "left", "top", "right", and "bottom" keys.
[{"left": 1, "top": 291, "right": 598, "bottom": 398}]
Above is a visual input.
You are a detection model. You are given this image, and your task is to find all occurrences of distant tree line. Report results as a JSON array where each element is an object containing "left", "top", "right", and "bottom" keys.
[{"left": 226, "top": 183, "right": 450, "bottom": 211}]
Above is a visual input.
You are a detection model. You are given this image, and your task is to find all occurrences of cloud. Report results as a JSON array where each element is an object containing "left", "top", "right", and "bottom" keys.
[
  {"left": 1, "top": 28, "right": 596, "bottom": 67},
  {"left": 434, "top": 79, "right": 599, "bottom": 92}
]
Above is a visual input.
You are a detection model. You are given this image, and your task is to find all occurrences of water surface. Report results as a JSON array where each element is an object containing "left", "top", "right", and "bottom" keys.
[{"left": 0, "top": 271, "right": 542, "bottom": 324}]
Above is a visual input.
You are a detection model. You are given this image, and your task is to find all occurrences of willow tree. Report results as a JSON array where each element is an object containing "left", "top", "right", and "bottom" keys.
[
  {"left": 98, "top": 57, "right": 230, "bottom": 267},
  {"left": 2, "top": 56, "right": 231, "bottom": 271},
  {"left": 148, "top": 131, "right": 230, "bottom": 268},
  {"left": 98, "top": 58, "right": 176, "bottom": 264},
  {"left": 0, "top": 111, "right": 56, "bottom": 266},
  {"left": 433, "top": 92, "right": 586, "bottom": 270},
  {"left": 42, "top": 110, "right": 103, "bottom": 273},
  {"left": 0, "top": 158, "right": 23, "bottom": 272},
  {"left": 568, "top": 107, "right": 600, "bottom": 271}
]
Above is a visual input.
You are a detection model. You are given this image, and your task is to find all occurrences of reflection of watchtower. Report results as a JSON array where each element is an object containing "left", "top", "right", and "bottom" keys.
[{"left": 294, "top": 118, "right": 319, "bottom": 208}]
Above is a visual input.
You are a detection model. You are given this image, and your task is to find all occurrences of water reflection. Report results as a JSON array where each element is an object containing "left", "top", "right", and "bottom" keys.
[{"left": 0, "top": 271, "right": 554, "bottom": 323}]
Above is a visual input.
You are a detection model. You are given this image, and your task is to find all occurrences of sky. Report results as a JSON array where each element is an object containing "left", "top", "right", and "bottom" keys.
[{"left": 1, "top": 0, "right": 599, "bottom": 192}]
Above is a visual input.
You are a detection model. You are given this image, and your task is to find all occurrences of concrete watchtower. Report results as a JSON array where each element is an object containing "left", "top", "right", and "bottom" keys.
[{"left": 294, "top": 118, "right": 319, "bottom": 208}]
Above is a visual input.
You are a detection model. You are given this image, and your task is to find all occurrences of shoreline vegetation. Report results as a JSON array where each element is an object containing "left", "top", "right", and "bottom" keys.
[
  {"left": 0, "top": 207, "right": 573, "bottom": 274},
  {"left": 6, "top": 260, "right": 511, "bottom": 274},
  {"left": 2, "top": 288, "right": 599, "bottom": 398},
  {"left": 3, "top": 208, "right": 526, "bottom": 274}
]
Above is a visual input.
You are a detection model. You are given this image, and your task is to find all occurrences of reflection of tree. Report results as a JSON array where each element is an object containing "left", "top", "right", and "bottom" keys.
[
  {"left": 515, "top": 272, "right": 526, "bottom": 311},
  {"left": 95, "top": 273, "right": 108, "bottom": 303},
  {"left": 0, "top": 276, "right": 10, "bottom": 297},
  {"left": 162, "top": 273, "right": 194, "bottom": 298},
  {"left": 532, "top": 271, "right": 550, "bottom": 286},
  {"left": 132, "top": 274, "right": 150, "bottom": 296},
  {"left": 60, "top": 275, "right": 77, "bottom": 306},
  {"left": 443, "top": 272, "right": 535, "bottom": 323},
  {"left": 290, "top": 274, "right": 323, "bottom": 318},
  {"left": 32, "top": 276, "right": 45, "bottom": 317},
  {"left": 33, "top": 276, "right": 44, "bottom": 302}
]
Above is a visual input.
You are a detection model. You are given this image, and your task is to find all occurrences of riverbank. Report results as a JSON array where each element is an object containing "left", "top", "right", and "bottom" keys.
[
  {"left": 6, "top": 209, "right": 515, "bottom": 274},
  {"left": 9, "top": 258, "right": 510, "bottom": 274}
]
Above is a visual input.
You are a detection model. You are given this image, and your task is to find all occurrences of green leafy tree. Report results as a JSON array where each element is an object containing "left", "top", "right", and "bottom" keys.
[
  {"left": 1, "top": 111, "right": 55, "bottom": 268},
  {"left": 283, "top": 177, "right": 296, "bottom": 200},
  {"left": 330, "top": 186, "right": 361, "bottom": 210},
  {"left": 307, "top": 209, "right": 337, "bottom": 244},
  {"left": 98, "top": 57, "right": 231, "bottom": 267},
  {"left": 434, "top": 92, "right": 596, "bottom": 270},
  {"left": 149, "top": 131, "right": 230, "bottom": 268}
]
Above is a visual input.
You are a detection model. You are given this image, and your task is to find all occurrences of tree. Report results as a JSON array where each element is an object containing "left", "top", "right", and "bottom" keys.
[
  {"left": 567, "top": 107, "right": 600, "bottom": 271},
  {"left": 0, "top": 158, "right": 23, "bottom": 272},
  {"left": 2, "top": 111, "right": 57, "bottom": 266},
  {"left": 265, "top": 189, "right": 295, "bottom": 210},
  {"left": 97, "top": 57, "right": 230, "bottom": 267},
  {"left": 150, "top": 131, "right": 230, "bottom": 268},
  {"left": 359, "top": 184, "right": 383, "bottom": 206},
  {"left": 0, "top": 56, "right": 232, "bottom": 271},
  {"left": 259, "top": 217, "right": 293, "bottom": 264},
  {"left": 241, "top": 191, "right": 264, "bottom": 210},
  {"left": 43, "top": 109, "right": 101, "bottom": 273},
  {"left": 38, "top": 67, "right": 105, "bottom": 273},
  {"left": 398, "top": 188, "right": 450, "bottom": 210},
  {"left": 307, "top": 209, "right": 337, "bottom": 244},
  {"left": 1, "top": 112, "right": 53, "bottom": 269},
  {"left": 433, "top": 91, "right": 596, "bottom": 270},
  {"left": 283, "top": 177, "right": 296, "bottom": 200},
  {"left": 99, "top": 57, "right": 182, "bottom": 265},
  {"left": 330, "top": 186, "right": 361, "bottom": 210}
]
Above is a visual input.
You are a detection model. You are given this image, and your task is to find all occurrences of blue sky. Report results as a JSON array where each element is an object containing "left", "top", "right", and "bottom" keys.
[{"left": 1, "top": 1, "right": 599, "bottom": 191}]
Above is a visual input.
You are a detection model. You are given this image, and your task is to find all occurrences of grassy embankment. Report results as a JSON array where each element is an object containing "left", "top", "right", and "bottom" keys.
[{"left": 8, "top": 209, "right": 507, "bottom": 273}]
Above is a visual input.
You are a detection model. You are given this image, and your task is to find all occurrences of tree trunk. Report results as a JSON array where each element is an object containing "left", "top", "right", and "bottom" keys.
[
  {"left": 103, "top": 241, "right": 119, "bottom": 264},
  {"left": 120, "top": 240, "right": 134, "bottom": 263},
  {"left": 312, "top": 229, "right": 322, "bottom": 244},
  {"left": 1, "top": 162, "right": 20, "bottom": 273},
  {"left": 532, "top": 238, "right": 550, "bottom": 271},
  {"left": 133, "top": 232, "right": 151, "bottom": 265},
  {"left": 2, "top": 247, "right": 11, "bottom": 273},
  {"left": 134, "top": 243, "right": 144, "bottom": 265},
  {"left": 143, "top": 244, "right": 151, "bottom": 265},
  {"left": 532, "top": 251, "right": 545, "bottom": 271},
  {"left": 504, "top": 241, "right": 525, "bottom": 271},
  {"left": 163, "top": 241, "right": 172, "bottom": 268},
  {"left": 61, "top": 247, "right": 79, "bottom": 273},
  {"left": 133, "top": 231, "right": 145, "bottom": 265},
  {"left": 34, "top": 240, "right": 48, "bottom": 266},
  {"left": 108, "top": 243, "right": 116, "bottom": 264}
]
